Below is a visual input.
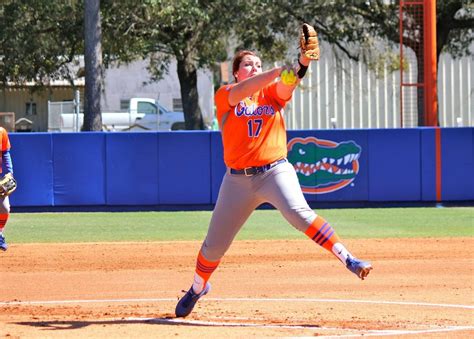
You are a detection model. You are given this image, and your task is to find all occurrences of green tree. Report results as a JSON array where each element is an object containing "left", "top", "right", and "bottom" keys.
[
  {"left": 0, "top": 0, "right": 234, "bottom": 131},
  {"left": 258, "top": 0, "right": 473, "bottom": 126},
  {"left": 0, "top": 1, "right": 83, "bottom": 88},
  {"left": 266, "top": 0, "right": 473, "bottom": 64},
  {"left": 2, "top": 1, "right": 471, "bottom": 129},
  {"left": 0, "top": 0, "right": 107, "bottom": 131},
  {"left": 101, "top": 0, "right": 232, "bottom": 130}
]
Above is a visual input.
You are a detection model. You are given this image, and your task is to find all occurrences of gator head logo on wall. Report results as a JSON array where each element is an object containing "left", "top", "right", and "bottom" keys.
[{"left": 287, "top": 137, "right": 362, "bottom": 194}]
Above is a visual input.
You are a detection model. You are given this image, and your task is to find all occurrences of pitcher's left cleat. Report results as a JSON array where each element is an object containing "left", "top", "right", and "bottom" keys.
[
  {"left": 175, "top": 282, "right": 211, "bottom": 318},
  {"left": 0, "top": 234, "right": 8, "bottom": 251},
  {"left": 346, "top": 256, "right": 372, "bottom": 280}
]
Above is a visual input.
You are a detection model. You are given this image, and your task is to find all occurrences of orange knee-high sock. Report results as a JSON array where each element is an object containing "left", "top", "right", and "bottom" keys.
[
  {"left": 0, "top": 213, "right": 9, "bottom": 233},
  {"left": 192, "top": 250, "right": 220, "bottom": 293},
  {"left": 305, "top": 215, "right": 341, "bottom": 252}
]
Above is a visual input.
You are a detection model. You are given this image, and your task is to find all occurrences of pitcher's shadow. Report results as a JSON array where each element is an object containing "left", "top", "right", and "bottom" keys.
[
  {"left": 16, "top": 317, "right": 320, "bottom": 330},
  {"left": 16, "top": 317, "right": 207, "bottom": 330}
]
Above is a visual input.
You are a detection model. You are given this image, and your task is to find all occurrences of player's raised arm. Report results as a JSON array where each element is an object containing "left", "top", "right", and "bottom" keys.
[
  {"left": 276, "top": 23, "right": 319, "bottom": 101},
  {"left": 228, "top": 67, "right": 282, "bottom": 106}
]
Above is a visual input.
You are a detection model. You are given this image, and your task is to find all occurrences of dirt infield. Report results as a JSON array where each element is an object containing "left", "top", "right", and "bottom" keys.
[{"left": 1, "top": 238, "right": 473, "bottom": 338}]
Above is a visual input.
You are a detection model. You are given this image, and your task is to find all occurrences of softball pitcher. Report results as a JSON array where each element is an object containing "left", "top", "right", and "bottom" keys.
[{"left": 176, "top": 24, "right": 372, "bottom": 318}]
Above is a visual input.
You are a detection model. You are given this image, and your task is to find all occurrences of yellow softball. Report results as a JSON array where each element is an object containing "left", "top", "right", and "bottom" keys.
[{"left": 281, "top": 69, "right": 297, "bottom": 86}]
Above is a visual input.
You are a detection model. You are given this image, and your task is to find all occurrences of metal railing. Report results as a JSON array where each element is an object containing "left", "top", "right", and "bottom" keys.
[
  {"left": 48, "top": 90, "right": 83, "bottom": 132},
  {"left": 286, "top": 53, "right": 473, "bottom": 129}
]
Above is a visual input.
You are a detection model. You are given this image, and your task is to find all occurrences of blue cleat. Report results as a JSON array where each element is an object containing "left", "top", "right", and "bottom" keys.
[
  {"left": 175, "top": 282, "right": 211, "bottom": 318},
  {"left": 346, "top": 256, "right": 372, "bottom": 280},
  {"left": 0, "top": 234, "right": 8, "bottom": 251}
]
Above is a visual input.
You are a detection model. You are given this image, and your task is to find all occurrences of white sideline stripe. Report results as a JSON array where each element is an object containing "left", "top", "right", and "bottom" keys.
[
  {"left": 0, "top": 297, "right": 472, "bottom": 310},
  {"left": 210, "top": 297, "right": 474, "bottom": 310},
  {"left": 302, "top": 326, "right": 474, "bottom": 338},
  {"left": 126, "top": 318, "right": 474, "bottom": 337},
  {"left": 365, "top": 326, "right": 474, "bottom": 336}
]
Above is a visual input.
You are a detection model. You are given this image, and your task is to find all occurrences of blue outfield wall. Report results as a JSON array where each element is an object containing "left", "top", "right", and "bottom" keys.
[
  {"left": 9, "top": 133, "right": 54, "bottom": 206},
  {"left": 439, "top": 128, "right": 474, "bottom": 200},
  {"left": 106, "top": 133, "right": 159, "bottom": 205},
  {"left": 367, "top": 129, "right": 422, "bottom": 201},
  {"left": 7, "top": 127, "right": 474, "bottom": 208}
]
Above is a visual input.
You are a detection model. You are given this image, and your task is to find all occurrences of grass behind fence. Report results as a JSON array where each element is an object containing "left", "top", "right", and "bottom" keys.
[{"left": 5, "top": 207, "right": 473, "bottom": 244}]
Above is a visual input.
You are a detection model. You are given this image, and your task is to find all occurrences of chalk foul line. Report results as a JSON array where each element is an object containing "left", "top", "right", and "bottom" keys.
[{"left": 127, "top": 318, "right": 474, "bottom": 337}]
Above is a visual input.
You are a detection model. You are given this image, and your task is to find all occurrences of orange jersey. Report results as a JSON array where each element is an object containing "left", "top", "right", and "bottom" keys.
[
  {"left": 0, "top": 128, "right": 10, "bottom": 153},
  {"left": 215, "top": 82, "right": 291, "bottom": 169},
  {"left": 0, "top": 127, "right": 11, "bottom": 174}
]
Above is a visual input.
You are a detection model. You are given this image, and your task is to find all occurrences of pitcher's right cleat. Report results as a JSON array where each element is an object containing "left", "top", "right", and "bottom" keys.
[
  {"left": 0, "top": 234, "right": 8, "bottom": 251},
  {"left": 175, "top": 282, "right": 211, "bottom": 318},
  {"left": 346, "top": 256, "right": 372, "bottom": 280}
]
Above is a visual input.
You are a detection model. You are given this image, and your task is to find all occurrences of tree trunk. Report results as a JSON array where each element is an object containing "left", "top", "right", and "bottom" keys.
[
  {"left": 83, "top": 0, "right": 103, "bottom": 131},
  {"left": 176, "top": 56, "right": 204, "bottom": 130}
]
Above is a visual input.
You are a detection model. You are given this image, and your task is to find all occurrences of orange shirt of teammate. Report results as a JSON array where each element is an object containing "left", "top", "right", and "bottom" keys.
[
  {"left": 0, "top": 127, "right": 11, "bottom": 174},
  {"left": 215, "top": 82, "right": 291, "bottom": 169}
]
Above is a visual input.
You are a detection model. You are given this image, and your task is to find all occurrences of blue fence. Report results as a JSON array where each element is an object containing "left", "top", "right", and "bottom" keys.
[{"left": 8, "top": 128, "right": 474, "bottom": 209}]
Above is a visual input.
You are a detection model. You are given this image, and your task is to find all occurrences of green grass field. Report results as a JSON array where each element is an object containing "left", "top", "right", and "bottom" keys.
[{"left": 5, "top": 207, "right": 473, "bottom": 244}]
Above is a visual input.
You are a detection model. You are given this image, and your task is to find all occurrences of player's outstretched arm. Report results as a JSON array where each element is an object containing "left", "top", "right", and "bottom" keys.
[
  {"left": 276, "top": 22, "right": 319, "bottom": 101},
  {"left": 228, "top": 67, "right": 282, "bottom": 106}
]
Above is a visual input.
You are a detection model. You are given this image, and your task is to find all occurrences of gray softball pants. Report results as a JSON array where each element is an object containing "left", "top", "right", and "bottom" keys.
[{"left": 201, "top": 161, "right": 316, "bottom": 262}]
